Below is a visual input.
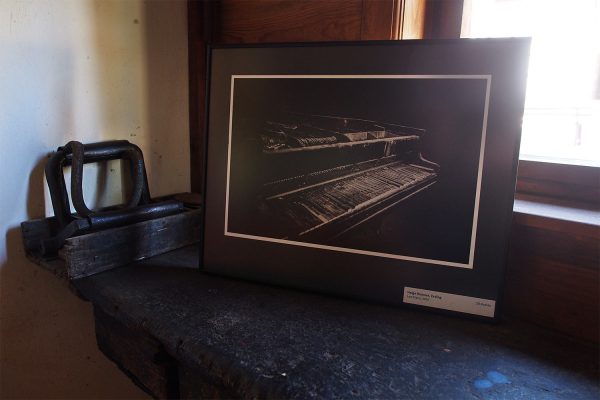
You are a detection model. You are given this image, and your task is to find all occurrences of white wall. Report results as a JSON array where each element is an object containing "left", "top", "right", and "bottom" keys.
[{"left": 0, "top": 0, "right": 189, "bottom": 397}]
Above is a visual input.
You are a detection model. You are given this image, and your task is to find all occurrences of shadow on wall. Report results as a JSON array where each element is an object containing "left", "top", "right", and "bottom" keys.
[
  {"left": 0, "top": 158, "right": 147, "bottom": 399},
  {"left": 89, "top": 0, "right": 190, "bottom": 199},
  {"left": 0, "top": 0, "right": 188, "bottom": 396},
  {"left": 0, "top": 0, "right": 188, "bottom": 398},
  {"left": 142, "top": 0, "right": 190, "bottom": 197}
]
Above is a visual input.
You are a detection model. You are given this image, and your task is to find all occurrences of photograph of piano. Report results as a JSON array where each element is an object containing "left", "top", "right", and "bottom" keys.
[
  {"left": 257, "top": 114, "right": 440, "bottom": 242},
  {"left": 225, "top": 76, "right": 489, "bottom": 266}
]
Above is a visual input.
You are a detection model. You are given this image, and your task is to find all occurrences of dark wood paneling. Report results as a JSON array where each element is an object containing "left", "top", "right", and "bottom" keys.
[
  {"left": 517, "top": 160, "right": 600, "bottom": 205},
  {"left": 188, "top": 1, "right": 217, "bottom": 194},
  {"left": 505, "top": 214, "right": 599, "bottom": 343},
  {"left": 423, "top": 0, "right": 463, "bottom": 39},
  {"left": 361, "top": 0, "right": 397, "bottom": 40},
  {"left": 217, "top": 0, "right": 364, "bottom": 43}
]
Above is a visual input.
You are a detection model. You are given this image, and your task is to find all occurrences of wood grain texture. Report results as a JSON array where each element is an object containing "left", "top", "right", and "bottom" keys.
[
  {"left": 508, "top": 165, "right": 599, "bottom": 344},
  {"left": 217, "top": 0, "right": 364, "bottom": 43},
  {"left": 21, "top": 217, "right": 69, "bottom": 279},
  {"left": 59, "top": 209, "right": 202, "bottom": 280},
  {"left": 423, "top": 0, "right": 463, "bottom": 39},
  {"left": 505, "top": 212, "right": 599, "bottom": 343},
  {"left": 517, "top": 160, "right": 600, "bottom": 205},
  {"left": 361, "top": 0, "right": 396, "bottom": 40},
  {"left": 21, "top": 217, "right": 59, "bottom": 255}
]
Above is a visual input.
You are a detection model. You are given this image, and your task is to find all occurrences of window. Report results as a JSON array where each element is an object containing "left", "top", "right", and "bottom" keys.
[{"left": 461, "top": 0, "right": 600, "bottom": 167}]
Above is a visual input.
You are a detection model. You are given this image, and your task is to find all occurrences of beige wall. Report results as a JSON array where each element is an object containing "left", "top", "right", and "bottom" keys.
[{"left": 0, "top": 0, "right": 189, "bottom": 397}]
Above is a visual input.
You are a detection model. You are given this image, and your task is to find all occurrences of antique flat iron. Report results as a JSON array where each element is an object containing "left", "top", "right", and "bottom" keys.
[{"left": 41, "top": 140, "right": 184, "bottom": 255}]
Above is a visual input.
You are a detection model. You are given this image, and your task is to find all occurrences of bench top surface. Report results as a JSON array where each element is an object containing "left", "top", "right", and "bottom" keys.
[{"left": 72, "top": 246, "right": 599, "bottom": 399}]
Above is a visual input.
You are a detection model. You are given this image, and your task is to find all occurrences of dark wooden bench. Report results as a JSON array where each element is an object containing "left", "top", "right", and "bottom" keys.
[{"left": 26, "top": 245, "right": 599, "bottom": 399}]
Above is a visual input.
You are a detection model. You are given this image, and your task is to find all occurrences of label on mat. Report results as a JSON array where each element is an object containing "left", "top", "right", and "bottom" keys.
[{"left": 403, "top": 287, "right": 496, "bottom": 317}]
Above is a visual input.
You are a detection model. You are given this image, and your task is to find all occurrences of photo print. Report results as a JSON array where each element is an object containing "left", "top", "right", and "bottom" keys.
[{"left": 224, "top": 76, "right": 490, "bottom": 268}]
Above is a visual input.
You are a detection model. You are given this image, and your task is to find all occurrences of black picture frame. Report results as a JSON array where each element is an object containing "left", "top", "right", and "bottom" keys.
[{"left": 201, "top": 39, "right": 530, "bottom": 321}]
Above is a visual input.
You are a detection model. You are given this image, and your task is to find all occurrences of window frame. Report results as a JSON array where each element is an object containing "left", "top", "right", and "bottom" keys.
[
  {"left": 189, "top": 0, "right": 599, "bottom": 207},
  {"left": 516, "top": 159, "right": 599, "bottom": 205},
  {"left": 421, "top": 0, "right": 599, "bottom": 207}
]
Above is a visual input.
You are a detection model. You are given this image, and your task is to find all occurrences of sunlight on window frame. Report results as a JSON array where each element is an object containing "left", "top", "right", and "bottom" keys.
[{"left": 461, "top": 0, "right": 600, "bottom": 167}]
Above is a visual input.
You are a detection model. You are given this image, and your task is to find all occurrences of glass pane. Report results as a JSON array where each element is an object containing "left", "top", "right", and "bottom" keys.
[{"left": 462, "top": 0, "right": 600, "bottom": 166}]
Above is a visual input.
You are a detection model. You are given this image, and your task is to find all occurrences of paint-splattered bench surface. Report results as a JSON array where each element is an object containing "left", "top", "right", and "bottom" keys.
[{"left": 58, "top": 246, "right": 598, "bottom": 399}]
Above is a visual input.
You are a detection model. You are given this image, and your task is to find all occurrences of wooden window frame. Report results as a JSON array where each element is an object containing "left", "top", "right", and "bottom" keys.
[
  {"left": 516, "top": 159, "right": 599, "bottom": 206},
  {"left": 189, "top": 0, "right": 599, "bottom": 209},
  {"left": 420, "top": 0, "right": 599, "bottom": 209}
]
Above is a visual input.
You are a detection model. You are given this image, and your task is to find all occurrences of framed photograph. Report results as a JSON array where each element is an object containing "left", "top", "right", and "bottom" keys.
[{"left": 201, "top": 39, "right": 530, "bottom": 320}]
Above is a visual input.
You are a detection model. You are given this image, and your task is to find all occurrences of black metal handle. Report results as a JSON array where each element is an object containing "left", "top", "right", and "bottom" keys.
[
  {"left": 42, "top": 140, "right": 185, "bottom": 256},
  {"left": 45, "top": 140, "right": 151, "bottom": 228}
]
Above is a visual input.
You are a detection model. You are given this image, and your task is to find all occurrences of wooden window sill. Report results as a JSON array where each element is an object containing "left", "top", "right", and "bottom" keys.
[
  {"left": 513, "top": 194, "right": 600, "bottom": 235},
  {"left": 505, "top": 193, "right": 599, "bottom": 344}
]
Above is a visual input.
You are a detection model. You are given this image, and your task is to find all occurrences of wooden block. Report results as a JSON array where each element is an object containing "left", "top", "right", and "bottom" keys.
[
  {"left": 21, "top": 217, "right": 59, "bottom": 254},
  {"left": 59, "top": 209, "right": 202, "bottom": 280}
]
